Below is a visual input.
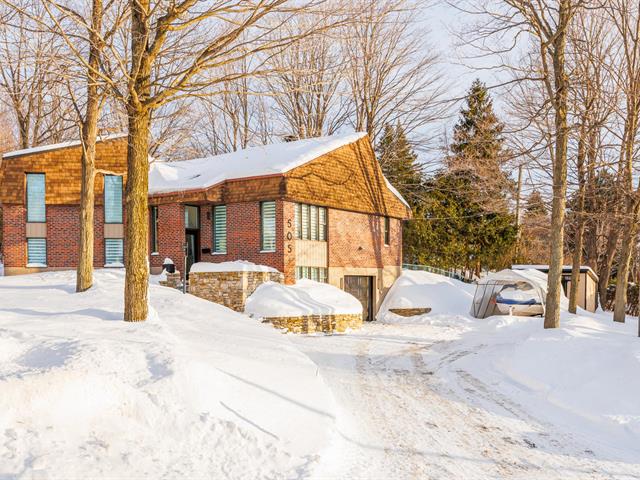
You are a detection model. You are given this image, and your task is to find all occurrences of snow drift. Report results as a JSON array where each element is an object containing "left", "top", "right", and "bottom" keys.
[
  {"left": 0, "top": 270, "right": 336, "bottom": 479},
  {"left": 378, "top": 269, "right": 640, "bottom": 462},
  {"left": 245, "top": 280, "right": 362, "bottom": 318},
  {"left": 378, "top": 269, "right": 475, "bottom": 321}
]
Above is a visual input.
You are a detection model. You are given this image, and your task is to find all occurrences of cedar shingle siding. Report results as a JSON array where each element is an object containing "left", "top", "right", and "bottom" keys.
[{"left": 0, "top": 137, "right": 128, "bottom": 206}]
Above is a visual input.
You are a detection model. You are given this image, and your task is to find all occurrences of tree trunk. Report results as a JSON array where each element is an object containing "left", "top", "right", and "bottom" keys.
[
  {"left": 123, "top": 0, "right": 152, "bottom": 322},
  {"left": 598, "top": 225, "right": 619, "bottom": 309},
  {"left": 613, "top": 199, "right": 640, "bottom": 322},
  {"left": 123, "top": 109, "right": 151, "bottom": 321},
  {"left": 569, "top": 136, "right": 587, "bottom": 314},
  {"left": 76, "top": 0, "right": 103, "bottom": 293},
  {"left": 544, "top": 3, "right": 569, "bottom": 329},
  {"left": 76, "top": 134, "right": 96, "bottom": 292}
]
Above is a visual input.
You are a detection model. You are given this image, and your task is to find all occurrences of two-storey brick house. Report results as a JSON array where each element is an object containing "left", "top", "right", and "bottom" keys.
[
  {"left": 0, "top": 134, "right": 129, "bottom": 274},
  {"left": 0, "top": 132, "right": 410, "bottom": 319}
]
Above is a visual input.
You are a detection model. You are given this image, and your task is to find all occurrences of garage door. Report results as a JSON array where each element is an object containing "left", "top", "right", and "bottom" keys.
[{"left": 344, "top": 276, "right": 374, "bottom": 322}]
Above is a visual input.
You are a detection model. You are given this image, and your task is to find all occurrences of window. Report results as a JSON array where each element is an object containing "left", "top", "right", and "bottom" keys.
[
  {"left": 26, "top": 173, "right": 46, "bottom": 222},
  {"left": 301, "top": 204, "right": 309, "bottom": 239},
  {"left": 27, "top": 238, "right": 47, "bottom": 266},
  {"left": 185, "top": 205, "right": 199, "bottom": 229},
  {"left": 319, "top": 207, "right": 327, "bottom": 241},
  {"left": 104, "top": 175, "right": 123, "bottom": 224},
  {"left": 296, "top": 266, "right": 328, "bottom": 283},
  {"left": 295, "top": 203, "right": 327, "bottom": 241},
  {"left": 384, "top": 217, "right": 390, "bottom": 245},
  {"left": 310, "top": 206, "right": 318, "bottom": 240},
  {"left": 150, "top": 206, "right": 159, "bottom": 253},
  {"left": 105, "top": 239, "right": 124, "bottom": 265},
  {"left": 261, "top": 201, "right": 276, "bottom": 252},
  {"left": 213, "top": 205, "right": 227, "bottom": 253}
]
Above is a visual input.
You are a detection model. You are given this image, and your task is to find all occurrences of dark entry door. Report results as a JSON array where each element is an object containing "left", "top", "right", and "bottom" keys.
[
  {"left": 185, "top": 230, "right": 200, "bottom": 276},
  {"left": 344, "top": 276, "right": 374, "bottom": 322}
]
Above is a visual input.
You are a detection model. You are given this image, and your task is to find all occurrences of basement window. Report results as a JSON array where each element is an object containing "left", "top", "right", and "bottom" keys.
[
  {"left": 27, "top": 238, "right": 47, "bottom": 266},
  {"left": 296, "top": 266, "right": 328, "bottom": 283},
  {"left": 105, "top": 239, "right": 124, "bottom": 266}
]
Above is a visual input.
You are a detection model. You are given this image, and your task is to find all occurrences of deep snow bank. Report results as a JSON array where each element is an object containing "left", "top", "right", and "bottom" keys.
[
  {"left": 0, "top": 270, "right": 336, "bottom": 479},
  {"left": 378, "top": 269, "right": 475, "bottom": 321},
  {"left": 377, "top": 269, "right": 640, "bottom": 461},
  {"left": 447, "top": 312, "right": 640, "bottom": 462},
  {"left": 245, "top": 279, "right": 362, "bottom": 318}
]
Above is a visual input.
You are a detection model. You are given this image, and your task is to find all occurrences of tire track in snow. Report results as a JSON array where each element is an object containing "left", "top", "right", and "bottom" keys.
[{"left": 293, "top": 323, "right": 640, "bottom": 480}]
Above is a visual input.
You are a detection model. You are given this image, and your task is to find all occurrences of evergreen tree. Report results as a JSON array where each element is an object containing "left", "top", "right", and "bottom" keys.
[
  {"left": 448, "top": 79, "right": 511, "bottom": 208},
  {"left": 517, "top": 190, "right": 550, "bottom": 264},
  {"left": 406, "top": 169, "right": 517, "bottom": 274},
  {"left": 376, "top": 123, "right": 423, "bottom": 206},
  {"left": 525, "top": 190, "right": 548, "bottom": 216}
]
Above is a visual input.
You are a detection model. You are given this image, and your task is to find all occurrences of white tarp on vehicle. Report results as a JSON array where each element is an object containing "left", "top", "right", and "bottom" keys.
[{"left": 471, "top": 269, "right": 550, "bottom": 319}]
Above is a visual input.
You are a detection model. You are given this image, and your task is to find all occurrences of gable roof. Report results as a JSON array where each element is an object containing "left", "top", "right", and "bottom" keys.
[
  {"left": 2, "top": 133, "right": 127, "bottom": 159},
  {"left": 149, "top": 133, "right": 366, "bottom": 194},
  {"left": 148, "top": 132, "right": 409, "bottom": 211}
]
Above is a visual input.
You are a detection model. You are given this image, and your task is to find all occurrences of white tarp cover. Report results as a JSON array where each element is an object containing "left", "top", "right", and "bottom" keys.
[{"left": 471, "top": 269, "right": 549, "bottom": 319}]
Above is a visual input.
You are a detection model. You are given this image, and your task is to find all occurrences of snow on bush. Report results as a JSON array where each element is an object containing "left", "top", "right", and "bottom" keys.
[
  {"left": 190, "top": 260, "right": 279, "bottom": 273},
  {"left": 245, "top": 280, "right": 362, "bottom": 318},
  {"left": 0, "top": 270, "right": 335, "bottom": 478}
]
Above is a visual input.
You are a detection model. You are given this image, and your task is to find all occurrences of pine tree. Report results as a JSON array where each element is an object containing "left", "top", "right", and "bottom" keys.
[
  {"left": 524, "top": 190, "right": 547, "bottom": 217},
  {"left": 407, "top": 169, "right": 517, "bottom": 275},
  {"left": 448, "top": 79, "right": 511, "bottom": 208},
  {"left": 376, "top": 123, "right": 423, "bottom": 206},
  {"left": 517, "top": 191, "right": 550, "bottom": 264}
]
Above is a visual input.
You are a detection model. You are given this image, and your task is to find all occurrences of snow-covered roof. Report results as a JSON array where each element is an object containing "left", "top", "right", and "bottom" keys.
[
  {"left": 149, "top": 132, "right": 367, "bottom": 195},
  {"left": 2, "top": 133, "right": 127, "bottom": 159},
  {"left": 512, "top": 264, "right": 598, "bottom": 279},
  {"left": 190, "top": 261, "right": 279, "bottom": 274}
]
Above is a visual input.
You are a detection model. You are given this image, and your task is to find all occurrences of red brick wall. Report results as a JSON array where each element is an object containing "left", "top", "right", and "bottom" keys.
[
  {"left": 47, "top": 205, "right": 80, "bottom": 267},
  {"left": 327, "top": 208, "right": 402, "bottom": 268},
  {"left": 94, "top": 206, "right": 105, "bottom": 267},
  {"left": 2, "top": 205, "right": 26, "bottom": 267},
  {"left": 150, "top": 203, "right": 185, "bottom": 274},
  {"left": 1, "top": 204, "right": 113, "bottom": 269},
  {"left": 192, "top": 200, "right": 294, "bottom": 282}
]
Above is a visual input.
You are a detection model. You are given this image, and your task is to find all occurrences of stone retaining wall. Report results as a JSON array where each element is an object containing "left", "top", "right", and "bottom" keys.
[
  {"left": 189, "top": 270, "right": 284, "bottom": 312},
  {"left": 263, "top": 313, "right": 362, "bottom": 334}
]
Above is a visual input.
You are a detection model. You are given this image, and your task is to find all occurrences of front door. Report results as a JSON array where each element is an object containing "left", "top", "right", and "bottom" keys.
[
  {"left": 184, "top": 205, "right": 200, "bottom": 277},
  {"left": 344, "top": 275, "right": 374, "bottom": 322},
  {"left": 185, "top": 230, "right": 200, "bottom": 276}
]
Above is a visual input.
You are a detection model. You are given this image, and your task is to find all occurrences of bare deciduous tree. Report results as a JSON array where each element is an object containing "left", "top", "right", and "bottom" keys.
[
  {"left": 0, "top": 5, "right": 74, "bottom": 148},
  {"left": 343, "top": 0, "right": 447, "bottom": 143}
]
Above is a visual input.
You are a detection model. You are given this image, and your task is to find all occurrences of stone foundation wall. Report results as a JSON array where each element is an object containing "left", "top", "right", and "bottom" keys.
[
  {"left": 264, "top": 313, "right": 362, "bottom": 334},
  {"left": 189, "top": 270, "right": 284, "bottom": 312}
]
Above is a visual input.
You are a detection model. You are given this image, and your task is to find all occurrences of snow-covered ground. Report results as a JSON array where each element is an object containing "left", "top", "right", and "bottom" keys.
[
  {"left": 0, "top": 270, "right": 335, "bottom": 479},
  {"left": 293, "top": 271, "right": 640, "bottom": 479},
  {"left": 2, "top": 269, "right": 640, "bottom": 479}
]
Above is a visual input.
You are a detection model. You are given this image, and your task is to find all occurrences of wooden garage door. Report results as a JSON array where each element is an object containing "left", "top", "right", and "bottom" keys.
[{"left": 344, "top": 276, "right": 374, "bottom": 322}]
